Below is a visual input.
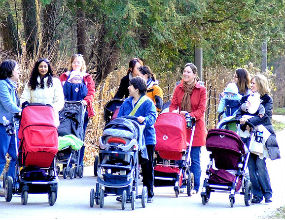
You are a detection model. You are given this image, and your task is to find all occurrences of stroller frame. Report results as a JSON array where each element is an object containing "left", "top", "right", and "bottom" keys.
[
  {"left": 201, "top": 120, "right": 255, "bottom": 207},
  {"left": 3, "top": 104, "right": 58, "bottom": 206},
  {"left": 90, "top": 116, "right": 147, "bottom": 210},
  {"left": 56, "top": 101, "right": 86, "bottom": 179},
  {"left": 154, "top": 112, "right": 196, "bottom": 197}
]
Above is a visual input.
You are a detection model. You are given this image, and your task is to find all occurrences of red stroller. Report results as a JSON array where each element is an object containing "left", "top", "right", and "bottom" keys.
[
  {"left": 201, "top": 119, "right": 254, "bottom": 207},
  {"left": 154, "top": 112, "right": 196, "bottom": 197},
  {"left": 4, "top": 104, "right": 58, "bottom": 206}
]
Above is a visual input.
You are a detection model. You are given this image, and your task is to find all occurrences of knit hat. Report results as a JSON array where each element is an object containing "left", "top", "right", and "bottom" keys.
[{"left": 224, "top": 83, "right": 239, "bottom": 94}]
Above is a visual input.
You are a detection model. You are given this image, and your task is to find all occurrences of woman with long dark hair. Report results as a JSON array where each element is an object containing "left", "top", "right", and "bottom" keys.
[
  {"left": 21, "top": 58, "right": 64, "bottom": 125},
  {"left": 114, "top": 58, "right": 144, "bottom": 99}
]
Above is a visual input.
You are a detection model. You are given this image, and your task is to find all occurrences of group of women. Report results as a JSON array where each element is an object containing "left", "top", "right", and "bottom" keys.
[
  {"left": 0, "top": 55, "right": 95, "bottom": 183},
  {"left": 0, "top": 56, "right": 275, "bottom": 205}
]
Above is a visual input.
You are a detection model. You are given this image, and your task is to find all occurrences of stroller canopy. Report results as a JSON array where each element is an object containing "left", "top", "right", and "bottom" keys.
[{"left": 155, "top": 112, "right": 187, "bottom": 152}]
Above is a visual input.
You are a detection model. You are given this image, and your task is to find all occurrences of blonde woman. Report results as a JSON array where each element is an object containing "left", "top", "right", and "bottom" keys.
[
  {"left": 60, "top": 54, "right": 95, "bottom": 166},
  {"left": 237, "top": 74, "right": 274, "bottom": 204}
]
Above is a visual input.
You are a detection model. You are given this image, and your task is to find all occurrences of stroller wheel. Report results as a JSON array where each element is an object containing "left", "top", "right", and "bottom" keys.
[
  {"left": 131, "top": 190, "right": 136, "bottom": 210},
  {"left": 4, "top": 176, "right": 13, "bottom": 202},
  {"left": 69, "top": 168, "right": 75, "bottom": 179},
  {"left": 174, "top": 185, "right": 179, "bottom": 198},
  {"left": 229, "top": 196, "right": 235, "bottom": 208},
  {"left": 202, "top": 194, "right": 208, "bottom": 205},
  {"left": 121, "top": 190, "right": 127, "bottom": 210},
  {"left": 99, "top": 188, "right": 104, "bottom": 208},
  {"left": 90, "top": 189, "right": 95, "bottom": 208},
  {"left": 187, "top": 173, "right": 194, "bottom": 196},
  {"left": 244, "top": 180, "right": 252, "bottom": 206},
  {"left": 77, "top": 165, "right": 84, "bottom": 178},
  {"left": 141, "top": 186, "right": 147, "bottom": 208},
  {"left": 21, "top": 191, "right": 28, "bottom": 205},
  {"left": 63, "top": 167, "right": 68, "bottom": 179},
  {"left": 48, "top": 191, "right": 57, "bottom": 206}
]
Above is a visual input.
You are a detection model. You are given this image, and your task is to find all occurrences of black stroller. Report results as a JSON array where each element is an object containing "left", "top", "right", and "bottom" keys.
[
  {"left": 90, "top": 116, "right": 148, "bottom": 210},
  {"left": 201, "top": 120, "right": 255, "bottom": 207},
  {"left": 57, "top": 101, "right": 86, "bottom": 179}
]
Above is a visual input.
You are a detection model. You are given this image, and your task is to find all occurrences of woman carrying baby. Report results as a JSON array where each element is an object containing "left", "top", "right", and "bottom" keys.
[{"left": 236, "top": 74, "right": 274, "bottom": 204}]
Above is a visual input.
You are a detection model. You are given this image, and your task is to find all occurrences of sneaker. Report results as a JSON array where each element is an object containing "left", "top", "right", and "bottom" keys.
[
  {"left": 147, "top": 197, "right": 153, "bottom": 203},
  {"left": 251, "top": 197, "right": 262, "bottom": 204},
  {"left": 191, "top": 190, "right": 198, "bottom": 195},
  {"left": 116, "top": 196, "right": 131, "bottom": 203},
  {"left": 265, "top": 198, "right": 272, "bottom": 203}
]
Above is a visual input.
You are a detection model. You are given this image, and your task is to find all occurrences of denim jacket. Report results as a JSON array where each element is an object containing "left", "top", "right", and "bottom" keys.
[{"left": 0, "top": 79, "right": 21, "bottom": 124}]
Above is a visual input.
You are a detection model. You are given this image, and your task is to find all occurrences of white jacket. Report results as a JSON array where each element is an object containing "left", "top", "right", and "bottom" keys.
[{"left": 20, "top": 76, "right": 64, "bottom": 113}]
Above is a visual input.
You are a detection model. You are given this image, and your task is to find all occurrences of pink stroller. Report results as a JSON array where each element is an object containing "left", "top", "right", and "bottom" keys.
[{"left": 201, "top": 119, "right": 254, "bottom": 207}]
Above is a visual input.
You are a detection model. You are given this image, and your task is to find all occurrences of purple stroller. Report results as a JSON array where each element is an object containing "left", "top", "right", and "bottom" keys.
[{"left": 201, "top": 120, "right": 254, "bottom": 207}]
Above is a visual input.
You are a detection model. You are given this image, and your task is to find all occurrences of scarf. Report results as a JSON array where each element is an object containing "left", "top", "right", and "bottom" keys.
[{"left": 181, "top": 79, "right": 196, "bottom": 113}]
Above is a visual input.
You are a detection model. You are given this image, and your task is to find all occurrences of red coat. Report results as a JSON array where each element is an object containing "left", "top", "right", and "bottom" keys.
[
  {"left": 60, "top": 72, "right": 96, "bottom": 117},
  {"left": 169, "top": 82, "right": 207, "bottom": 147}
]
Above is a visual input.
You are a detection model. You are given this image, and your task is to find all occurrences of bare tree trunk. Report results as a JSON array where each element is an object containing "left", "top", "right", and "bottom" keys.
[
  {"left": 0, "top": 1, "right": 21, "bottom": 55},
  {"left": 41, "top": 0, "right": 60, "bottom": 60},
  {"left": 22, "top": 0, "right": 39, "bottom": 58},
  {"left": 94, "top": 23, "right": 120, "bottom": 85},
  {"left": 76, "top": 0, "right": 87, "bottom": 62}
]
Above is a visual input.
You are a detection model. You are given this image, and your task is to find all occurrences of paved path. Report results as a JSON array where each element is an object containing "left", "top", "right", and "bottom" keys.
[{"left": 0, "top": 115, "right": 284, "bottom": 219}]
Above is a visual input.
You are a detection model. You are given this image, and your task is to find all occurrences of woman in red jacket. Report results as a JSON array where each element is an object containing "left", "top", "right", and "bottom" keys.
[
  {"left": 60, "top": 54, "right": 95, "bottom": 166},
  {"left": 169, "top": 63, "right": 207, "bottom": 194}
]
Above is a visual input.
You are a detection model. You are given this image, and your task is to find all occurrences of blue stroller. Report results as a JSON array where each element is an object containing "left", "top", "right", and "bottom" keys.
[{"left": 90, "top": 116, "right": 148, "bottom": 210}]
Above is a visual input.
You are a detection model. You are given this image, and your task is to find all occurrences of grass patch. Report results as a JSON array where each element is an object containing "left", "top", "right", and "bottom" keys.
[
  {"left": 273, "top": 107, "right": 285, "bottom": 115},
  {"left": 267, "top": 206, "right": 285, "bottom": 219},
  {"left": 272, "top": 119, "right": 285, "bottom": 131}
]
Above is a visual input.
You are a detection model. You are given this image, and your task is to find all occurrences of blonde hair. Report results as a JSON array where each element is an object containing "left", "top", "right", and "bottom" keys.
[
  {"left": 69, "top": 54, "right": 87, "bottom": 72},
  {"left": 252, "top": 74, "right": 270, "bottom": 96}
]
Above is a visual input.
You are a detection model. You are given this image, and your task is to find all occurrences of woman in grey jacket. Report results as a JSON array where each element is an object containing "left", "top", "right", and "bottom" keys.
[{"left": 0, "top": 60, "right": 22, "bottom": 182}]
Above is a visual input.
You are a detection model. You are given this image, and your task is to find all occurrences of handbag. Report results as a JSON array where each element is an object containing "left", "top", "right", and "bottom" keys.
[
  {"left": 265, "top": 134, "right": 281, "bottom": 160},
  {"left": 249, "top": 131, "right": 264, "bottom": 157}
]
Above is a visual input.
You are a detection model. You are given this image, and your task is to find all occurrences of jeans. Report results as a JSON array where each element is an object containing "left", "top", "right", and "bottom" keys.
[
  {"left": 79, "top": 111, "right": 89, "bottom": 165},
  {"left": 141, "top": 144, "right": 155, "bottom": 198},
  {"left": 248, "top": 153, "right": 272, "bottom": 200},
  {"left": 0, "top": 125, "right": 18, "bottom": 181},
  {"left": 190, "top": 147, "right": 201, "bottom": 192}
]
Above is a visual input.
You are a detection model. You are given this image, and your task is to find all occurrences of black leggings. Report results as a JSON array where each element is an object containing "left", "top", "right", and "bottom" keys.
[{"left": 141, "top": 144, "right": 155, "bottom": 198}]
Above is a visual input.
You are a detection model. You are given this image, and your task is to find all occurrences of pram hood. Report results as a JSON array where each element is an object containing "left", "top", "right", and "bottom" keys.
[
  {"left": 206, "top": 129, "right": 245, "bottom": 155},
  {"left": 19, "top": 104, "right": 57, "bottom": 140},
  {"left": 18, "top": 104, "right": 58, "bottom": 167},
  {"left": 58, "top": 101, "right": 86, "bottom": 140},
  {"left": 155, "top": 112, "right": 187, "bottom": 152},
  {"left": 99, "top": 117, "right": 147, "bottom": 158}
]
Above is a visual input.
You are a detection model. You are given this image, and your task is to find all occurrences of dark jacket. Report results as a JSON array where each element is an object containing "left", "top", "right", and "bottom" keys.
[{"left": 114, "top": 74, "right": 130, "bottom": 99}]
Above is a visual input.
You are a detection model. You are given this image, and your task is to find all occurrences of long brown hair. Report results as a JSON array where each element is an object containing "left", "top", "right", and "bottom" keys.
[{"left": 235, "top": 68, "right": 250, "bottom": 95}]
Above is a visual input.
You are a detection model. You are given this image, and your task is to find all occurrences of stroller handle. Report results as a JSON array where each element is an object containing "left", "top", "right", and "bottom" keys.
[{"left": 218, "top": 119, "right": 255, "bottom": 130}]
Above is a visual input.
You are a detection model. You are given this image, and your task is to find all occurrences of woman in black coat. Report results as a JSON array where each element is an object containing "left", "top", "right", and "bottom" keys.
[{"left": 236, "top": 74, "right": 273, "bottom": 204}]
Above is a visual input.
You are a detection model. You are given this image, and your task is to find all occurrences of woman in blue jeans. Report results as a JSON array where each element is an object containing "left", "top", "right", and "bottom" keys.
[
  {"left": 169, "top": 63, "right": 207, "bottom": 194},
  {"left": 236, "top": 74, "right": 273, "bottom": 203},
  {"left": 0, "top": 60, "right": 22, "bottom": 183}
]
